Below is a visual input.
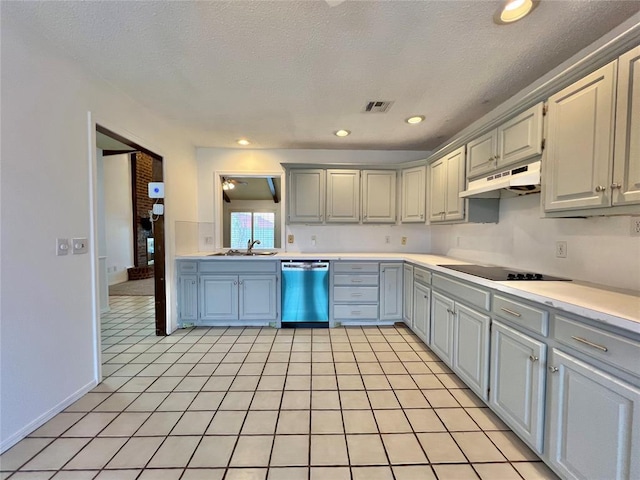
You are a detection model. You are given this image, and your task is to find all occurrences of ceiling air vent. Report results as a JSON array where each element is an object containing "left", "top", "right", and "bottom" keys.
[{"left": 363, "top": 100, "right": 394, "bottom": 113}]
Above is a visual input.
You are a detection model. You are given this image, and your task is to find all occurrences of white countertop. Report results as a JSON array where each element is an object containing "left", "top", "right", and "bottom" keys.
[{"left": 177, "top": 251, "right": 640, "bottom": 335}]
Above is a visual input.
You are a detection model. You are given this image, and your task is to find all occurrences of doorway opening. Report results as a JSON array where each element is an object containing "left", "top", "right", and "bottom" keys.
[{"left": 96, "top": 124, "right": 167, "bottom": 336}]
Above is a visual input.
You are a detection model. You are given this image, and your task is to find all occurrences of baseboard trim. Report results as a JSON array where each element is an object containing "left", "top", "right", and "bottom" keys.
[{"left": 0, "top": 378, "right": 97, "bottom": 454}]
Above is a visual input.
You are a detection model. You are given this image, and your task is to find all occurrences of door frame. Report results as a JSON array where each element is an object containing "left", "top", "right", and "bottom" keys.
[{"left": 87, "top": 112, "right": 167, "bottom": 384}]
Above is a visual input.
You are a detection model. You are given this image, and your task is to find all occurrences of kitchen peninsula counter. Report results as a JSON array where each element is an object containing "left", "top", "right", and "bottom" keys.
[{"left": 177, "top": 252, "right": 640, "bottom": 334}]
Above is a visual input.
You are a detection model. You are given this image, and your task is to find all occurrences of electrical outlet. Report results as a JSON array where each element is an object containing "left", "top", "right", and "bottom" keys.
[
  {"left": 385, "top": 236, "right": 390, "bottom": 244},
  {"left": 311, "top": 235, "right": 317, "bottom": 246},
  {"left": 556, "top": 241, "right": 567, "bottom": 258},
  {"left": 401, "top": 236, "right": 407, "bottom": 246},
  {"left": 631, "top": 217, "right": 640, "bottom": 237},
  {"left": 287, "top": 234, "right": 294, "bottom": 244}
]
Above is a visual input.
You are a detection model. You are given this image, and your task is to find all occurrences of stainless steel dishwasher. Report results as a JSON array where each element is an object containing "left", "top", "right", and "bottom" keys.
[{"left": 281, "top": 261, "right": 329, "bottom": 328}]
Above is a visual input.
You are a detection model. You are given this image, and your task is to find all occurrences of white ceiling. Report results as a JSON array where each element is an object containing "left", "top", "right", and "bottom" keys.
[{"left": 3, "top": 1, "right": 639, "bottom": 151}]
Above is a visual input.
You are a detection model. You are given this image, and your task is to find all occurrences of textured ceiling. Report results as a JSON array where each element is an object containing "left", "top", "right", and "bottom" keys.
[{"left": 3, "top": 1, "right": 639, "bottom": 150}]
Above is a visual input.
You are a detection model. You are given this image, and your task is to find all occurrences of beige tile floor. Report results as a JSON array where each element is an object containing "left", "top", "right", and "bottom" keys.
[{"left": 0, "top": 296, "right": 559, "bottom": 480}]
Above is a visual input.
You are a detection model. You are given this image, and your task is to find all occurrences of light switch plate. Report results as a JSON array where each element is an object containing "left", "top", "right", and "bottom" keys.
[
  {"left": 72, "top": 237, "right": 88, "bottom": 254},
  {"left": 56, "top": 238, "right": 69, "bottom": 256}
]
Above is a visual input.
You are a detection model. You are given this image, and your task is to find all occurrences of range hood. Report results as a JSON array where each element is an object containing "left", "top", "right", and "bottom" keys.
[{"left": 460, "top": 160, "right": 541, "bottom": 198}]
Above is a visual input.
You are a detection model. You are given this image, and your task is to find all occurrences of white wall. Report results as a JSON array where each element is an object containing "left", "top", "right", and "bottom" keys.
[
  {"left": 431, "top": 194, "right": 640, "bottom": 292},
  {"left": 0, "top": 24, "right": 198, "bottom": 451},
  {"left": 103, "top": 154, "right": 134, "bottom": 285},
  {"left": 197, "top": 148, "right": 431, "bottom": 252}
]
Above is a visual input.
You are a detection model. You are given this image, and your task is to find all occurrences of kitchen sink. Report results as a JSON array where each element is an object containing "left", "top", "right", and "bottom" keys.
[{"left": 208, "top": 250, "right": 278, "bottom": 257}]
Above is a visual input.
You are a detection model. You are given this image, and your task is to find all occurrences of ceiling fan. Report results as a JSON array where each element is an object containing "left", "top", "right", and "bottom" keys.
[{"left": 221, "top": 177, "right": 248, "bottom": 190}]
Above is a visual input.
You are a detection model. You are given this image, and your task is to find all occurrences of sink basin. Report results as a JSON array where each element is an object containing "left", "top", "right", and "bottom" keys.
[{"left": 208, "top": 250, "right": 277, "bottom": 257}]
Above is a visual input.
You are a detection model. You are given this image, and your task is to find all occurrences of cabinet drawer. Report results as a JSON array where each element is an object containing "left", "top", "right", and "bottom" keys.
[
  {"left": 432, "top": 274, "right": 490, "bottom": 311},
  {"left": 334, "top": 286, "right": 378, "bottom": 302},
  {"left": 493, "top": 295, "right": 549, "bottom": 336},
  {"left": 333, "top": 262, "right": 379, "bottom": 273},
  {"left": 334, "top": 274, "right": 379, "bottom": 286},
  {"left": 178, "top": 261, "right": 198, "bottom": 273},
  {"left": 553, "top": 315, "right": 640, "bottom": 376},
  {"left": 334, "top": 304, "right": 378, "bottom": 320},
  {"left": 199, "top": 260, "right": 278, "bottom": 274},
  {"left": 414, "top": 267, "right": 431, "bottom": 285}
]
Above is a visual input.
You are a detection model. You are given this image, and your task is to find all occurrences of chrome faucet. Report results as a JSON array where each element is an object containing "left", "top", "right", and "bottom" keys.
[{"left": 247, "top": 239, "right": 261, "bottom": 254}]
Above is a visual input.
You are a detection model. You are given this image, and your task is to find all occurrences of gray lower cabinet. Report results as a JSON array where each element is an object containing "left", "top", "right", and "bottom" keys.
[
  {"left": 200, "top": 275, "right": 239, "bottom": 321},
  {"left": 403, "top": 264, "right": 414, "bottom": 325},
  {"left": 490, "top": 321, "right": 546, "bottom": 453},
  {"left": 546, "top": 348, "right": 640, "bottom": 480},
  {"left": 177, "top": 274, "right": 198, "bottom": 323},
  {"left": 412, "top": 281, "right": 430, "bottom": 343},
  {"left": 453, "top": 303, "right": 490, "bottom": 400},
  {"left": 430, "top": 291, "right": 455, "bottom": 365},
  {"left": 200, "top": 274, "right": 277, "bottom": 322},
  {"left": 380, "top": 263, "right": 402, "bottom": 321}
]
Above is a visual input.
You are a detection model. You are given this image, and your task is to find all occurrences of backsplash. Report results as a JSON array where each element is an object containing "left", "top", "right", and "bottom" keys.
[{"left": 430, "top": 194, "right": 640, "bottom": 292}]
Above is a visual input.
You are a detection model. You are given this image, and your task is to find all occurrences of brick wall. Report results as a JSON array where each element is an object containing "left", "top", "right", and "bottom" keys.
[{"left": 134, "top": 152, "right": 154, "bottom": 267}]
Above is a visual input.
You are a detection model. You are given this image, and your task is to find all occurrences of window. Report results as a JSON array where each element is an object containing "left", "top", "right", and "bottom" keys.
[{"left": 230, "top": 211, "right": 275, "bottom": 249}]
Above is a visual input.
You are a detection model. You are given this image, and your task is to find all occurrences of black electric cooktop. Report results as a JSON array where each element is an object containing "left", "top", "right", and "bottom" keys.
[{"left": 439, "top": 265, "right": 571, "bottom": 282}]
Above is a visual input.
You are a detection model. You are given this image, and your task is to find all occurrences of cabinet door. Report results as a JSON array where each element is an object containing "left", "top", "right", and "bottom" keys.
[
  {"left": 380, "top": 263, "right": 402, "bottom": 321},
  {"left": 497, "top": 103, "right": 544, "bottom": 169},
  {"left": 239, "top": 275, "right": 277, "bottom": 321},
  {"left": 444, "top": 147, "right": 466, "bottom": 221},
  {"left": 452, "top": 304, "right": 490, "bottom": 401},
  {"left": 467, "top": 130, "right": 497, "bottom": 178},
  {"left": 429, "top": 291, "right": 455, "bottom": 365},
  {"left": 428, "top": 157, "right": 446, "bottom": 222},
  {"left": 612, "top": 46, "right": 640, "bottom": 206},
  {"left": 544, "top": 61, "right": 616, "bottom": 212},
  {"left": 490, "top": 321, "right": 546, "bottom": 453},
  {"left": 362, "top": 170, "right": 396, "bottom": 223},
  {"left": 178, "top": 275, "right": 198, "bottom": 323},
  {"left": 412, "top": 282, "right": 430, "bottom": 343},
  {"left": 401, "top": 166, "right": 426, "bottom": 223},
  {"left": 327, "top": 169, "right": 360, "bottom": 223},
  {"left": 200, "top": 275, "right": 238, "bottom": 321},
  {"left": 547, "top": 349, "right": 640, "bottom": 480},
  {"left": 288, "top": 169, "right": 325, "bottom": 223},
  {"left": 403, "top": 264, "right": 414, "bottom": 325}
]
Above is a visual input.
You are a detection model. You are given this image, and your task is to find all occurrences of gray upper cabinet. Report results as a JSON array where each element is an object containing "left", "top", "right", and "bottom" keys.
[
  {"left": 326, "top": 169, "right": 360, "bottom": 223},
  {"left": 612, "top": 45, "right": 640, "bottom": 206},
  {"left": 543, "top": 61, "right": 617, "bottom": 212},
  {"left": 362, "top": 170, "right": 396, "bottom": 223},
  {"left": 467, "top": 103, "right": 544, "bottom": 179},
  {"left": 288, "top": 169, "right": 325, "bottom": 223},
  {"left": 429, "top": 146, "right": 466, "bottom": 223},
  {"left": 401, "top": 165, "right": 426, "bottom": 223},
  {"left": 467, "top": 130, "right": 498, "bottom": 178}
]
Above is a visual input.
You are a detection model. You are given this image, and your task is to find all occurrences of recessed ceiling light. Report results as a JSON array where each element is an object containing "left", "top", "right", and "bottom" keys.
[
  {"left": 406, "top": 116, "right": 425, "bottom": 125},
  {"left": 236, "top": 138, "right": 250, "bottom": 146},
  {"left": 497, "top": 0, "right": 535, "bottom": 24},
  {"left": 334, "top": 129, "right": 351, "bottom": 137}
]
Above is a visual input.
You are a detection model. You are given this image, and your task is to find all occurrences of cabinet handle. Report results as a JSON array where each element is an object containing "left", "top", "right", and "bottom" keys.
[
  {"left": 571, "top": 336, "right": 608, "bottom": 352},
  {"left": 548, "top": 366, "right": 558, "bottom": 373},
  {"left": 239, "top": 280, "right": 243, "bottom": 285},
  {"left": 500, "top": 307, "right": 522, "bottom": 317},
  {"left": 610, "top": 182, "right": 622, "bottom": 190},
  {"left": 446, "top": 308, "right": 455, "bottom": 315},
  {"left": 351, "top": 310, "right": 362, "bottom": 315},
  {"left": 233, "top": 281, "right": 237, "bottom": 285},
  {"left": 351, "top": 293, "right": 363, "bottom": 297},
  {"left": 529, "top": 355, "right": 539, "bottom": 362},
  {"left": 494, "top": 154, "right": 500, "bottom": 161},
  {"left": 595, "top": 185, "right": 606, "bottom": 192},
  {"left": 351, "top": 279, "right": 363, "bottom": 283},
  {"left": 420, "top": 214, "right": 424, "bottom": 219}
]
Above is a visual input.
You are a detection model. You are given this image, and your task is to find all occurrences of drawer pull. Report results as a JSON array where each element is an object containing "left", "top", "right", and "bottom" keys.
[
  {"left": 351, "top": 267, "right": 363, "bottom": 270},
  {"left": 500, "top": 307, "right": 522, "bottom": 317},
  {"left": 529, "top": 355, "right": 539, "bottom": 362},
  {"left": 351, "top": 293, "right": 363, "bottom": 297},
  {"left": 351, "top": 310, "right": 362, "bottom": 315},
  {"left": 351, "top": 279, "right": 363, "bottom": 283},
  {"left": 571, "top": 336, "right": 608, "bottom": 352}
]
